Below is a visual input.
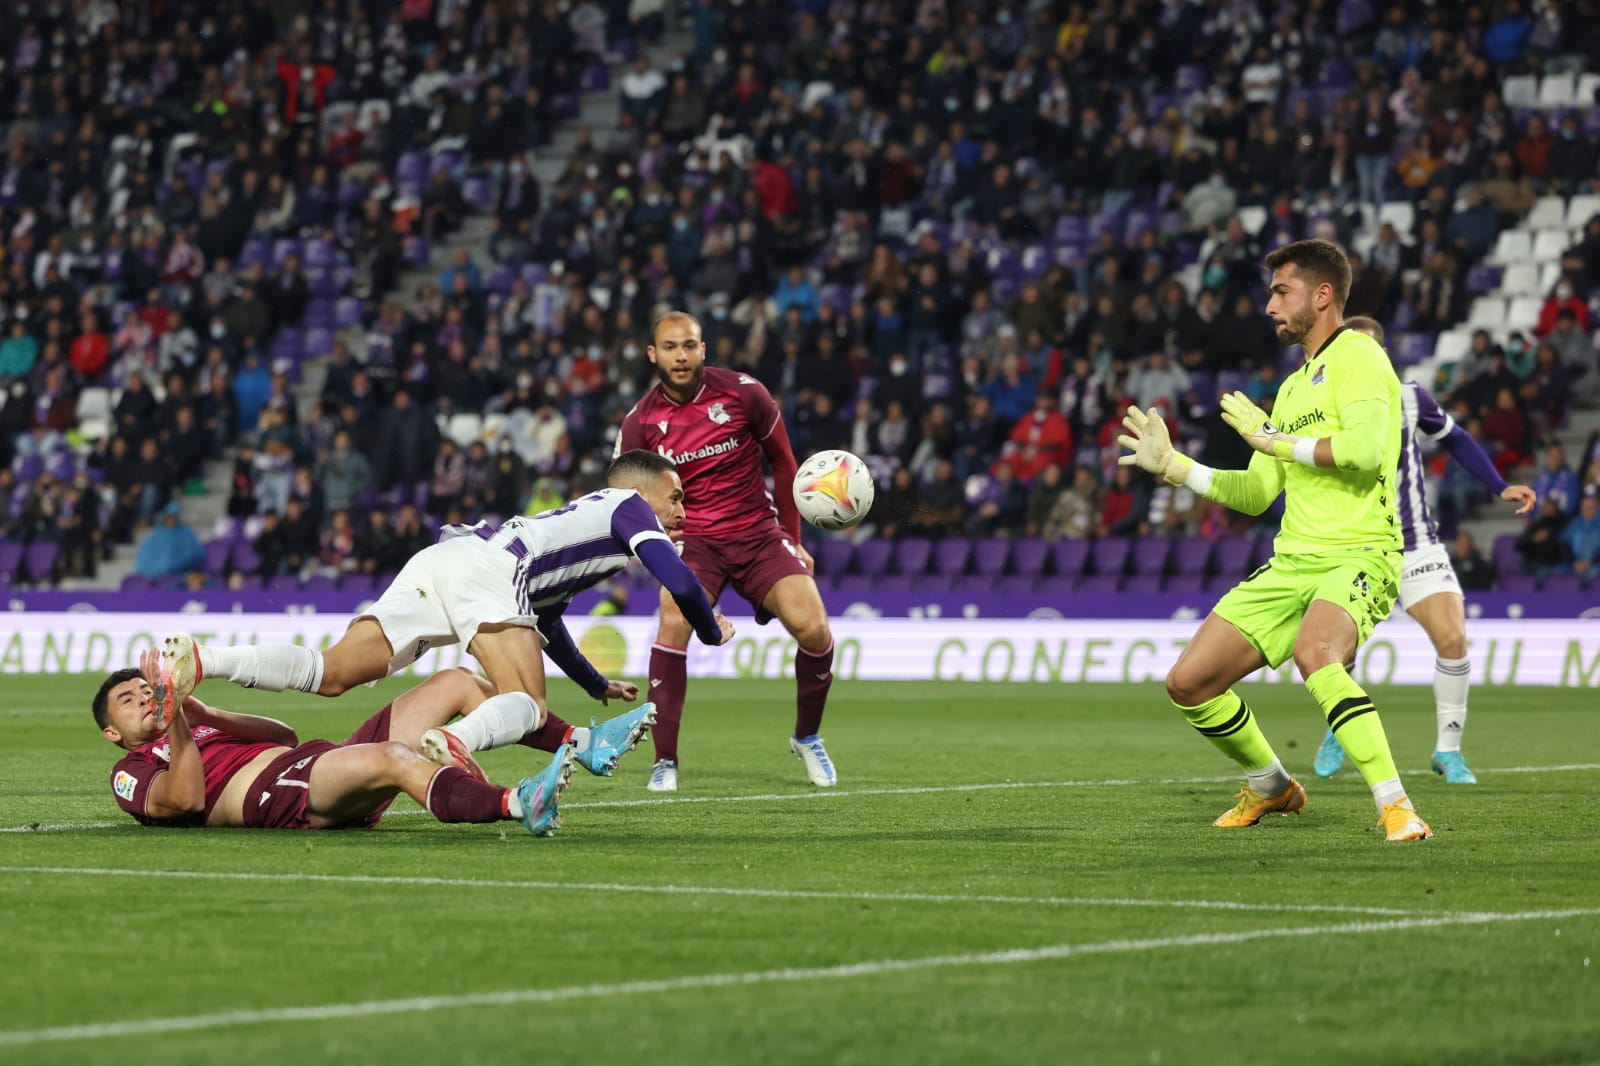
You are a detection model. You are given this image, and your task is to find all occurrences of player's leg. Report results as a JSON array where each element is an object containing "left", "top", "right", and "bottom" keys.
[
  {"left": 1296, "top": 560, "right": 1431, "bottom": 840},
  {"left": 1313, "top": 652, "right": 1357, "bottom": 778},
  {"left": 646, "top": 536, "right": 728, "bottom": 790},
  {"left": 1167, "top": 608, "right": 1303, "bottom": 826},
  {"left": 162, "top": 619, "right": 392, "bottom": 701},
  {"left": 760, "top": 571, "right": 838, "bottom": 787},
  {"left": 305, "top": 740, "right": 574, "bottom": 836},
  {"left": 1406, "top": 590, "right": 1477, "bottom": 784},
  {"left": 436, "top": 624, "right": 551, "bottom": 753}
]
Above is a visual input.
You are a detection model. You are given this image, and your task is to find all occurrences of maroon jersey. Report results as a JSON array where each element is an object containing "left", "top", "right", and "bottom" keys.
[
  {"left": 616, "top": 366, "right": 797, "bottom": 539},
  {"left": 110, "top": 726, "right": 280, "bottom": 826}
]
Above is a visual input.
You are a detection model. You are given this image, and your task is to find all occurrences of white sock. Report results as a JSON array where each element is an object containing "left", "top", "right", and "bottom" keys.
[
  {"left": 569, "top": 726, "right": 591, "bottom": 754},
  {"left": 1246, "top": 758, "right": 1292, "bottom": 798},
  {"left": 1433, "top": 656, "right": 1470, "bottom": 753},
  {"left": 444, "top": 691, "right": 541, "bottom": 752},
  {"left": 506, "top": 790, "right": 524, "bottom": 819},
  {"left": 1371, "top": 777, "right": 1410, "bottom": 812},
  {"left": 200, "top": 644, "right": 324, "bottom": 693}
]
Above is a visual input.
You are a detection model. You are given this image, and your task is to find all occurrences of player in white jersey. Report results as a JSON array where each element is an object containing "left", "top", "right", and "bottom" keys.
[
  {"left": 159, "top": 451, "right": 737, "bottom": 781},
  {"left": 1313, "top": 318, "right": 1536, "bottom": 783}
]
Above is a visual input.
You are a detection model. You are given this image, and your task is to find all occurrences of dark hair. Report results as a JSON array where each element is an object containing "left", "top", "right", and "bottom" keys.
[
  {"left": 1344, "top": 316, "right": 1385, "bottom": 344},
  {"left": 608, "top": 449, "right": 676, "bottom": 487},
  {"left": 1263, "top": 238, "right": 1352, "bottom": 310},
  {"left": 92, "top": 667, "right": 143, "bottom": 730},
  {"left": 649, "top": 310, "right": 701, "bottom": 347}
]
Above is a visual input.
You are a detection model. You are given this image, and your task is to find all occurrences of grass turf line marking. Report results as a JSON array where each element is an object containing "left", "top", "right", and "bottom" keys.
[
  {"left": 2, "top": 906, "right": 1598, "bottom": 1048},
  {"left": 4, "top": 762, "right": 1598, "bottom": 832},
  {"left": 0, "top": 865, "right": 1433, "bottom": 918}
]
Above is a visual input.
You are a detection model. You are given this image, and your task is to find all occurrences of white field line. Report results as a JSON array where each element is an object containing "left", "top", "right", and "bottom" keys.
[
  {"left": 2, "top": 907, "right": 1597, "bottom": 1048},
  {"left": 5, "top": 761, "right": 1597, "bottom": 833},
  {"left": 0, "top": 865, "right": 1435, "bottom": 918}
]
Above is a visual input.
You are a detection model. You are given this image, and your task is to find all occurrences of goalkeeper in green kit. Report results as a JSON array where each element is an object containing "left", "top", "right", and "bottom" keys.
[{"left": 1118, "top": 239, "right": 1431, "bottom": 842}]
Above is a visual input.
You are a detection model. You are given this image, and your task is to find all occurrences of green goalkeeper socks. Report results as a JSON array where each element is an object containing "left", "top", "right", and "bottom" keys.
[
  {"left": 1305, "top": 663, "right": 1403, "bottom": 799},
  {"left": 1175, "top": 690, "right": 1279, "bottom": 773}
]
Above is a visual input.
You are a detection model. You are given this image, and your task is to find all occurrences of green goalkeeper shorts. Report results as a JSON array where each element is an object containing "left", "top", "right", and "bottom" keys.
[{"left": 1211, "top": 548, "right": 1401, "bottom": 669}]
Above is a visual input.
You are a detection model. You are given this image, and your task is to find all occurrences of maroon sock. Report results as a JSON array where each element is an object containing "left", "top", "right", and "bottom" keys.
[
  {"left": 517, "top": 711, "right": 574, "bottom": 754},
  {"left": 649, "top": 642, "right": 688, "bottom": 762},
  {"left": 794, "top": 641, "right": 834, "bottom": 738},
  {"left": 425, "top": 767, "right": 510, "bottom": 823}
]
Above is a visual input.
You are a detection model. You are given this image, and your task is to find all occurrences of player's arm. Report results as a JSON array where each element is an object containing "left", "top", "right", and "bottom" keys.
[
  {"left": 636, "top": 538, "right": 731, "bottom": 645},
  {"left": 1118, "top": 406, "right": 1285, "bottom": 516},
  {"left": 1417, "top": 391, "right": 1537, "bottom": 514},
  {"left": 534, "top": 602, "right": 611, "bottom": 699},
  {"left": 747, "top": 382, "right": 804, "bottom": 542},
  {"left": 612, "top": 409, "right": 644, "bottom": 459},
  {"left": 1219, "top": 389, "right": 1389, "bottom": 471},
  {"left": 143, "top": 701, "right": 208, "bottom": 822},
  {"left": 182, "top": 697, "right": 299, "bottom": 746}
]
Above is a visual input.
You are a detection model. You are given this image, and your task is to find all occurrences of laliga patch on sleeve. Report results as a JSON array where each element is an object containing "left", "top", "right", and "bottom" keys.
[{"left": 114, "top": 771, "right": 138, "bottom": 802}]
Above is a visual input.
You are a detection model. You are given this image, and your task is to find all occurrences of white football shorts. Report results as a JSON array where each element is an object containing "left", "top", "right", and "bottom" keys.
[
  {"left": 1396, "top": 541, "right": 1462, "bottom": 613},
  {"left": 356, "top": 535, "right": 540, "bottom": 674}
]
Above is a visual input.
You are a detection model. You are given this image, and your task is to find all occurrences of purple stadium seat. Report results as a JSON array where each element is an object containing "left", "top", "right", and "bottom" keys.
[
  {"left": 12, "top": 454, "right": 43, "bottom": 483},
  {"left": 934, "top": 538, "right": 971, "bottom": 575},
  {"left": 1216, "top": 370, "right": 1249, "bottom": 395},
  {"left": 488, "top": 264, "right": 518, "bottom": 294},
  {"left": 1394, "top": 333, "right": 1434, "bottom": 366},
  {"left": 1123, "top": 575, "right": 1163, "bottom": 595},
  {"left": 1498, "top": 574, "right": 1537, "bottom": 595},
  {"left": 874, "top": 574, "right": 913, "bottom": 594},
  {"left": 816, "top": 538, "right": 854, "bottom": 576},
  {"left": 45, "top": 451, "right": 77, "bottom": 480},
  {"left": 303, "top": 576, "right": 339, "bottom": 593},
  {"left": 1079, "top": 575, "right": 1120, "bottom": 595},
  {"left": 894, "top": 537, "right": 933, "bottom": 575},
  {"left": 307, "top": 269, "right": 340, "bottom": 299},
  {"left": 1173, "top": 536, "right": 1213, "bottom": 575},
  {"left": 1465, "top": 264, "right": 1502, "bottom": 296},
  {"left": 1131, "top": 539, "right": 1171, "bottom": 576},
  {"left": 1036, "top": 575, "right": 1076, "bottom": 598},
  {"left": 994, "top": 575, "right": 1034, "bottom": 595},
  {"left": 204, "top": 540, "right": 233, "bottom": 575},
  {"left": 402, "top": 236, "right": 430, "bottom": 266},
  {"left": 463, "top": 176, "right": 494, "bottom": 211},
  {"left": 270, "top": 327, "right": 304, "bottom": 363},
  {"left": 412, "top": 481, "right": 431, "bottom": 509},
  {"left": 342, "top": 573, "right": 377, "bottom": 594},
  {"left": 304, "top": 327, "right": 334, "bottom": 359},
  {"left": 24, "top": 542, "right": 59, "bottom": 584},
  {"left": 831, "top": 575, "right": 873, "bottom": 600},
  {"left": 232, "top": 543, "right": 262, "bottom": 574},
  {"left": 267, "top": 575, "right": 299, "bottom": 592},
  {"left": 1541, "top": 574, "right": 1582, "bottom": 595},
  {"left": 1213, "top": 537, "right": 1256, "bottom": 576},
  {"left": 1164, "top": 575, "right": 1206, "bottom": 595},
  {"left": 1174, "top": 65, "right": 1205, "bottom": 93},
  {"left": 973, "top": 538, "right": 1011, "bottom": 576},
  {"left": 396, "top": 152, "right": 427, "bottom": 183},
  {"left": 1050, "top": 539, "right": 1091, "bottom": 577},
  {"left": 1011, "top": 538, "right": 1047, "bottom": 575},
  {"left": 1491, "top": 535, "right": 1521, "bottom": 575},
  {"left": 521, "top": 262, "right": 550, "bottom": 288},
  {"left": 1091, "top": 538, "right": 1131, "bottom": 576},
  {"left": 239, "top": 239, "right": 269, "bottom": 268},
  {"left": 272, "top": 238, "right": 302, "bottom": 268},
  {"left": 120, "top": 574, "right": 152, "bottom": 592},
  {"left": 579, "top": 65, "right": 610, "bottom": 93},
  {"left": 304, "top": 299, "right": 337, "bottom": 329},
  {"left": 0, "top": 541, "right": 22, "bottom": 584},
  {"left": 336, "top": 297, "right": 365, "bottom": 329}
]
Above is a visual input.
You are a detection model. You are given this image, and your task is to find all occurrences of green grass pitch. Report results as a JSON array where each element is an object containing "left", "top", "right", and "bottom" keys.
[{"left": 3, "top": 675, "right": 1598, "bottom": 1065}]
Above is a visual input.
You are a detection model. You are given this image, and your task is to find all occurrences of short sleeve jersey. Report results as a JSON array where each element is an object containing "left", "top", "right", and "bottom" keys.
[
  {"left": 110, "top": 726, "right": 279, "bottom": 826},
  {"left": 1267, "top": 327, "right": 1403, "bottom": 555},
  {"left": 615, "top": 367, "right": 784, "bottom": 539}
]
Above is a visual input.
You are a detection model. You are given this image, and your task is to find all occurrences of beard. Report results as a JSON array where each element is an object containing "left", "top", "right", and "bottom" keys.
[
  {"left": 655, "top": 360, "right": 704, "bottom": 395},
  {"left": 1275, "top": 307, "right": 1317, "bottom": 346}
]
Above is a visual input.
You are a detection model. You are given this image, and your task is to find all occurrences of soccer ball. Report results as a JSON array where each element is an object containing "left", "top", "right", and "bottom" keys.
[{"left": 793, "top": 450, "right": 875, "bottom": 530}]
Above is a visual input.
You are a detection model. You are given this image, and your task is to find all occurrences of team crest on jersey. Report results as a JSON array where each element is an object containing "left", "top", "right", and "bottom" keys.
[
  {"left": 657, "top": 420, "right": 669, "bottom": 434},
  {"left": 114, "top": 771, "right": 138, "bottom": 801},
  {"left": 707, "top": 402, "right": 730, "bottom": 425},
  {"left": 1311, "top": 363, "right": 1326, "bottom": 386},
  {"left": 738, "top": 374, "right": 756, "bottom": 385}
]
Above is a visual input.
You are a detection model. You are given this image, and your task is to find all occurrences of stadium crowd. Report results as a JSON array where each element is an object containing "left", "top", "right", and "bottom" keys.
[{"left": 2, "top": 0, "right": 1600, "bottom": 592}]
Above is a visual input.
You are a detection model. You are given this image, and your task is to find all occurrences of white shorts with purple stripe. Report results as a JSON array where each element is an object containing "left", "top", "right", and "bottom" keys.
[
  {"left": 356, "top": 536, "right": 542, "bottom": 675},
  {"left": 1397, "top": 541, "right": 1462, "bottom": 613}
]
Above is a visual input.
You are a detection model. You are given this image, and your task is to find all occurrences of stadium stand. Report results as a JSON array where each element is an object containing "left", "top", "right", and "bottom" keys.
[{"left": 2, "top": 0, "right": 1600, "bottom": 600}]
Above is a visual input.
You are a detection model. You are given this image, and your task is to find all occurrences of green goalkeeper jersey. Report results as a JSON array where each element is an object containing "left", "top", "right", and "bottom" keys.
[{"left": 1209, "top": 327, "right": 1403, "bottom": 556}]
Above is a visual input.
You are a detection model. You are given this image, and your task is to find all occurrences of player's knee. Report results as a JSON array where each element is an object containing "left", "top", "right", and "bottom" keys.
[
  {"left": 1164, "top": 666, "right": 1204, "bottom": 707},
  {"left": 1292, "top": 637, "right": 1339, "bottom": 678},
  {"left": 318, "top": 672, "right": 355, "bottom": 697},
  {"left": 1432, "top": 625, "right": 1467, "bottom": 660},
  {"left": 793, "top": 615, "right": 831, "bottom": 652}
]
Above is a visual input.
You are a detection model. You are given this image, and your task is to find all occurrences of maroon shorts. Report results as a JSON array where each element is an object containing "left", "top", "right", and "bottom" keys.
[
  {"left": 679, "top": 524, "right": 812, "bottom": 623},
  {"left": 242, "top": 705, "right": 395, "bottom": 830}
]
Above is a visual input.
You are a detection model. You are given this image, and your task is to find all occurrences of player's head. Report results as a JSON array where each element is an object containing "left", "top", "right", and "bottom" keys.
[
  {"left": 93, "top": 667, "right": 156, "bottom": 750},
  {"left": 647, "top": 311, "right": 705, "bottom": 398},
  {"left": 608, "top": 448, "right": 686, "bottom": 531},
  {"left": 1344, "top": 315, "right": 1385, "bottom": 344},
  {"left": 1263, "top": 239, "right": 1351, "bottom": 345}
]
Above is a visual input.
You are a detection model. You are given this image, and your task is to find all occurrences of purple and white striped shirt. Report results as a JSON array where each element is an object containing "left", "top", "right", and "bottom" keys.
[
  {"left": 449, "top": 489, "right": 670, "bottom": 617},
  {"left": 1397, "top": 381, "right": 1454, "bottom": 552}
]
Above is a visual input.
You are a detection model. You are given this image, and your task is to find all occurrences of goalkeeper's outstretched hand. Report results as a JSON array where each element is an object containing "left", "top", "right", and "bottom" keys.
[
  {"left": 1116, "top": 406, "right": 1191, "bottom": 486},
  {"left": 1219, "top": 391, "right": 1283, "bottom": 456}
]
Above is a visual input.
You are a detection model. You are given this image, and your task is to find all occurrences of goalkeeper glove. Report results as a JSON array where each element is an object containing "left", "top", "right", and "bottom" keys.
[
  {"left": 1116, "top": 405, "right": 1193, "bottom": 487},
  {"left": 1219, "top": 391, "right": 1318, "bottom": 464}
]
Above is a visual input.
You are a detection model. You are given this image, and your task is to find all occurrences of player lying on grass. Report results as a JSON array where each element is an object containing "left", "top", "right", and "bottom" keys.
[
  {"left": 158, "top": 450, "right": 735, "bottom": 782},
  {"left": 616, "top": 310, "right": 838, "bottom": 792},
  {"left": 1118, "top": 238, "right": 1431, "bottom": 841},
  {"left": 96, "top": 652, "right": 578, "bottom": 836},
  {"left": 1313, "top": 316, "right": 1537, "bottom": 785}
]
